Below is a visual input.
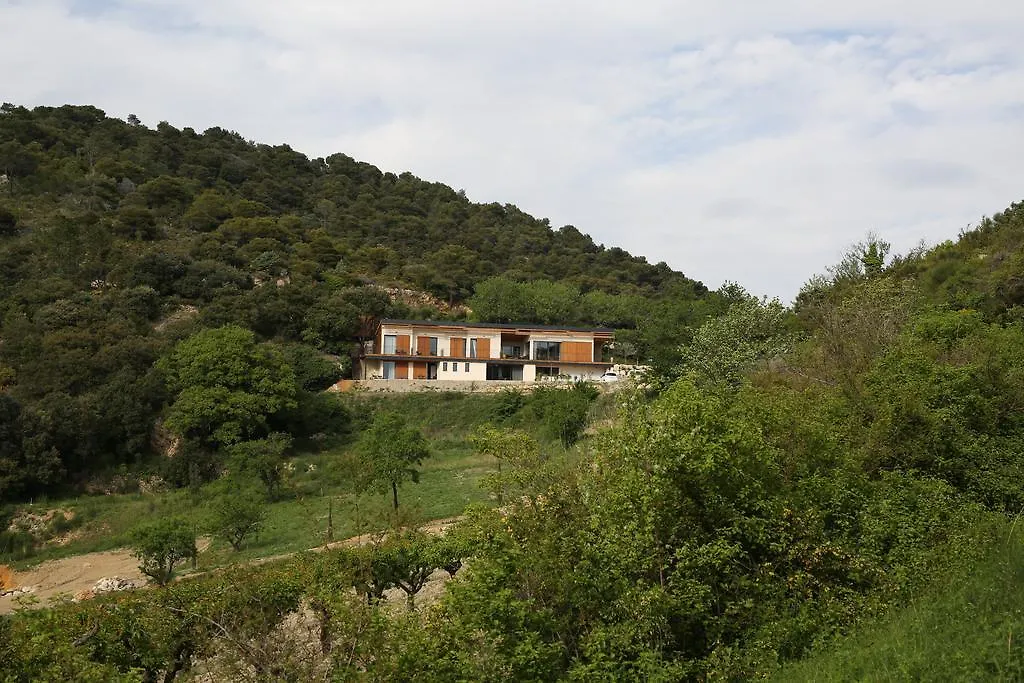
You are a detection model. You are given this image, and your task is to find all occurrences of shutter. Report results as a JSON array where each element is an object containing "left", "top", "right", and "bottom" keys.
[
  {"left": 562, "top": 342, "right": 591, "bottom": 363},
  {"left": 477, "top": 338, "right": 491, "bottom": 359},
  {"left": 416, "top": 336, "right": 431, "bottom": 356},
  {"left": 395, "top": 362, "right": 409, "bottom": 379},
  {"left": 413, "top": 362, "right": 428, "bottom": 379},
  {"left": 396, "top": 335, "right": 411, "bottom": 354}
]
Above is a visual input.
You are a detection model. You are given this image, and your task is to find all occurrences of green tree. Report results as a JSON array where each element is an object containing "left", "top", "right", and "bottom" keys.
[
  {"left": 130, "top": 517, "right": 197, "bottom": 585},
  {"left": 226, "top": 433, "right": 292, "bottom": 499},
  {"left": 208, "top": 482, "right": 267, "bottom": 551},
  {"left": 359, "top": 412, "right": 430, "bottom": 510},
  {"left": 158, "top": 326, "right": 297, "bottom": 448},
  {"left": 678, "top": 286, "right": 794, "bottom": 386}
]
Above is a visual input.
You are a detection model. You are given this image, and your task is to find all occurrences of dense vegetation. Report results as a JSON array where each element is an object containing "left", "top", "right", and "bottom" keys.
[
  {"left": 5, "top": 101, "right": 1024, "bottom": 680},
  {"left": 0, "top": 103, "right": 720, "bottom": 503}
]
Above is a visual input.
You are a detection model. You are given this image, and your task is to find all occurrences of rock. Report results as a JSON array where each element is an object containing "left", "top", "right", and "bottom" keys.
[{"left": 93, "top": 576, "right": 141, "bottom": 593}]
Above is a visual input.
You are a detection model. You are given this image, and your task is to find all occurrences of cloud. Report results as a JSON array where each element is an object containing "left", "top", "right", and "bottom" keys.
[{"left": 3, "top": 0, "right": 1024, "bottom": 299}]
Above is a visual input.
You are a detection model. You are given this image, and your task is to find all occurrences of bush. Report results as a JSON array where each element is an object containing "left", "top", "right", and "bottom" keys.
[{"left": 130, "top": 516, "right": 197, "bottom": 585}]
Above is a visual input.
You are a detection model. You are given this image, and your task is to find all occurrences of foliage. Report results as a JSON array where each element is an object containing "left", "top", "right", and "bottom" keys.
[
  {"left": 207, "top": 481, "right": 267, "bottom": 551},
  {"left": 527, "top": 382, "right": 599, "bottom": 447},
  {"left": 359, "top": 411, "right": 431, "bottom": 509},
  {"left": 130, "top": 516, "right": 197, "bottom": 585},
  {"left": 158, "top": 326, "right": 297, "bottom": 448},
  {"left": 225, "top": 433, "right": 292, "bottom": 499},
  {"left": 678, "top": 284, "right": 795, "bottom": 386},
  {"left": 0, "top": 103, "right": 713, "bottom": 502}
]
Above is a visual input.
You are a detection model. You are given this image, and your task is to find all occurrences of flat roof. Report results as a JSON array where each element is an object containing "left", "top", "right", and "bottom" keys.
[{"left": 379, "top": 318, "right": 614, "bottom": 334}]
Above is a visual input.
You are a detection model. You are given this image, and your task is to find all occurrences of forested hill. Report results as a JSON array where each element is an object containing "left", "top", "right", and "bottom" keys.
[
  {"left": 0, "top": 103, "right": 718, "bottom": 501},
  {"left": 0, "top": 103, "right": 695, "bottom": 301}
]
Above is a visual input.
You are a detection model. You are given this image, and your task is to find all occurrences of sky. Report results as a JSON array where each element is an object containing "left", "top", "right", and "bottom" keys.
[{"left": 4, "top": 0, "right": 1024, "bottom": 301}]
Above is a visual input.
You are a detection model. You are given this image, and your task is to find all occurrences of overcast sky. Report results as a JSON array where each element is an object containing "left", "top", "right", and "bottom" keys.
[{"left": 4, "top": 0, "right": 1024, "bottom": 300}]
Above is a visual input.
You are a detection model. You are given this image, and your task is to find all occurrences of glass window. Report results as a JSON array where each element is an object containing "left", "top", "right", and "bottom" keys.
[
  {"left": 382, "top": 361, "right": 395, "bottom": 379},
  {"left": 453, "top": 363, "right": 458, "bottom": 373},
  {"left": 469, "top": 338, "right": 477, "bottom": 358},
  {"left": 465, "top": 362, "right": 470, "bottom": 372},
  {"left": 443, "top": 361, "right": 448, "bottom": 371},
  {"left": 534, "top": 341, "right": 561, "bottom": 361},
  {"left": 429, "top": 337, "right": 438, "bottom": 355},
  {"left": 383, "top": 334, "right": 397, "bottom": 354},
  {"left": 536, "top": 366, "right": 559, "bottom": 377}
]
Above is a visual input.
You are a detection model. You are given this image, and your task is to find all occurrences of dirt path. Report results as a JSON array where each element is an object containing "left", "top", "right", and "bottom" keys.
[{"left": 0, "top": 518, "right": 462, "bottom": 615}]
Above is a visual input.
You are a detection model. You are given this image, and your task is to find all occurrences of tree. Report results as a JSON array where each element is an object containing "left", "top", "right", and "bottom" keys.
[
  {"left": 130, "top": 517, "right": 197, "bottom": 585},
  {"left": 158, "top": 326, "right": 297, "bottom": 448},
  {"left": 472, "top": 426, "right": 545, "bottom": 505},
  {"left": 359, "top": 412, "right": 430, "bottom": 510},
  {"left": 678, "top": 287, "right": 794, "bottom": 386},
  {"left": 226, "top": 433, "right": 292, "bottom": 499},
  {"left": 208, "top": 482, "right": 267, "bottom": 551}
]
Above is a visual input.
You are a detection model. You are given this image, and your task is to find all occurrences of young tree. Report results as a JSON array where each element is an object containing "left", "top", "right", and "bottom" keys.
[
  {"left": 226, "top": 433, "right": 292, "bottom": 500},
  {"left": 130, "top": 517, "right": 197, "bottom": 585},
  {"left": 359, "top": 412, "right": 430, "bottom": 510},
  {"left": 386, "top": 530, "right": 437, "bottom": 610},
  {"left": 208, "top": 483, "right": 267, "bottom": 551}
]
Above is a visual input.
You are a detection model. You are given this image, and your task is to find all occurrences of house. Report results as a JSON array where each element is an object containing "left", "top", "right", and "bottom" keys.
[{"left": 359, "top": 319, "right": 615, "bottom": 383}]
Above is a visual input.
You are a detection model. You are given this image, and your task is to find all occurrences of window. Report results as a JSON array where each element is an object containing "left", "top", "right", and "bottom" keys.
[
  {"left": 534, "top": 341, "right": 561, "bottom": 361},
  {"left": 443, "top": 361, "right": 448, "bottom": 371},
  {"left": 429, "top": 337, "right": 438, "bottom": 355},
  {"left": 453, "top": 363, "right": 458, "bottom": 373},
  {"left": 383, "top": 334, "right": 397, "bottom": 354},
  {"left": 465, "top": 362, "right": 470, "bottom": 372},
  {"left": 382, "top": 361, "right": 396, "bottom": 379},
  {"left": 469, "top": 338, "right": 477, "bottom": 358},
  {"left": 536, "top": 366, "right": 559, "bottom": 378}
]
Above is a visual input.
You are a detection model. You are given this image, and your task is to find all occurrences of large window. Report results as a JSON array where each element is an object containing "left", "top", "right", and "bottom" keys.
[
  {"left": 429, "top": 337, "right": 438, "bottom": 355},
  {"left": 383, "top": 335, "right": 397, "bottom": 354},
  {"left": 382, "top": 361, "right": 396, "bottom": 379},
  {"left": 469, "top": 338, "right": 477, "bottom": 358},
  {"left": 534, "top": 341, "right": 561, "bottom": 361},
  {"left": 535, "top": 366, "right": 559, "bottom": 378}
]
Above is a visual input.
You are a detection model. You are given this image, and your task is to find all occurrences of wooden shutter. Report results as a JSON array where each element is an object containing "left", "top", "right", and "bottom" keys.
[
  {"left": 476, "top": 338, "right": 491, "bottom": 359},
  {"left": 396, "top": 334, "right": 411, "bottom": 354},
  {"left": 395, "top": 362, "right": 409, "bottom": 379},
  {"left": 416, "top": 336, "right": 431, "bottom": 356},
  {"left": 451, "top": 338, "right": 465, "bottom": 357},
  {"left": 413, "top": 362, "right": 427, "bottom": 379},
  {"left": 562, "top": 341, "right": 591, "bottom": 363}
]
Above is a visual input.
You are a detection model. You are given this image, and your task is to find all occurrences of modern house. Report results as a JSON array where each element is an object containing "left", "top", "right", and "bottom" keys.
[{"left": 359, "top": 319, "right": 615, "bottom": 383}]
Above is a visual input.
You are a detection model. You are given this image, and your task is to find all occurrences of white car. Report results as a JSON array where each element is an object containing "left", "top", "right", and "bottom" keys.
[{"left": 599, "top": 371, "right": 619, "bottom": 382}]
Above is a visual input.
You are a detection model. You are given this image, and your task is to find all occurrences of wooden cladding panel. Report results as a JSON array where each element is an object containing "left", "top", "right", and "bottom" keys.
[
  {"left": 561, "top": 341, "right": 592, "bottom": 363},
  {"left": 450, "top": 338, "right": 466, "bottom": 357},
  {"left": 416, "top": 336, "right": 432, "bottom": 356},
  {"left": 412, "top": 362, "right": 428, "bottom": 379},
  {"left": 475, "top": 338, "right": 491, "bottom": 359},
  {"left": 396, "top": 335, "right": 411, "bottom": 354},
  {"left": 395, "top": 361, "right": 409, "bottom": 379}
]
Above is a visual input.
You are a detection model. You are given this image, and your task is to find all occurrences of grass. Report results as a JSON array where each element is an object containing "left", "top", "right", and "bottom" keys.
[
  {"left": 3, "top": 390, "right": 576, "bottom": 571},
  {"left": 773, "top": 526, "right": 1024, "bottom": 682}
]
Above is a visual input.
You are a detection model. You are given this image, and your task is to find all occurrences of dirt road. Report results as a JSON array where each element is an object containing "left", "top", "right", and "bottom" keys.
[{"left": 0, "top": 518, "right": 462, "bottom": 615}]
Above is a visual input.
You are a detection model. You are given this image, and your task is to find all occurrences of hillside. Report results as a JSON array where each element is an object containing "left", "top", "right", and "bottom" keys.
[
  {"left": 0, "top": 103, "right": 721, "bottom": 503},
  {"left": 6, "top": 100, "right": 1024, "bottom": 681}
]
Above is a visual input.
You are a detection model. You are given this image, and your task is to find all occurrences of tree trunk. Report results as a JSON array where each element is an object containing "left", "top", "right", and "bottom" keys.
[{"left": 391, "top": 480, "right": 399, "bottom": 510}]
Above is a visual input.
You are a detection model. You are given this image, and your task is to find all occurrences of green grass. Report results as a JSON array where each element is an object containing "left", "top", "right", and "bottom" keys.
[
  {"left": 3, "top": 391, "right": 570, "bottom": 571},
  {"left": 773, "top": 528, "right": 1024, "bottom": 682}
]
